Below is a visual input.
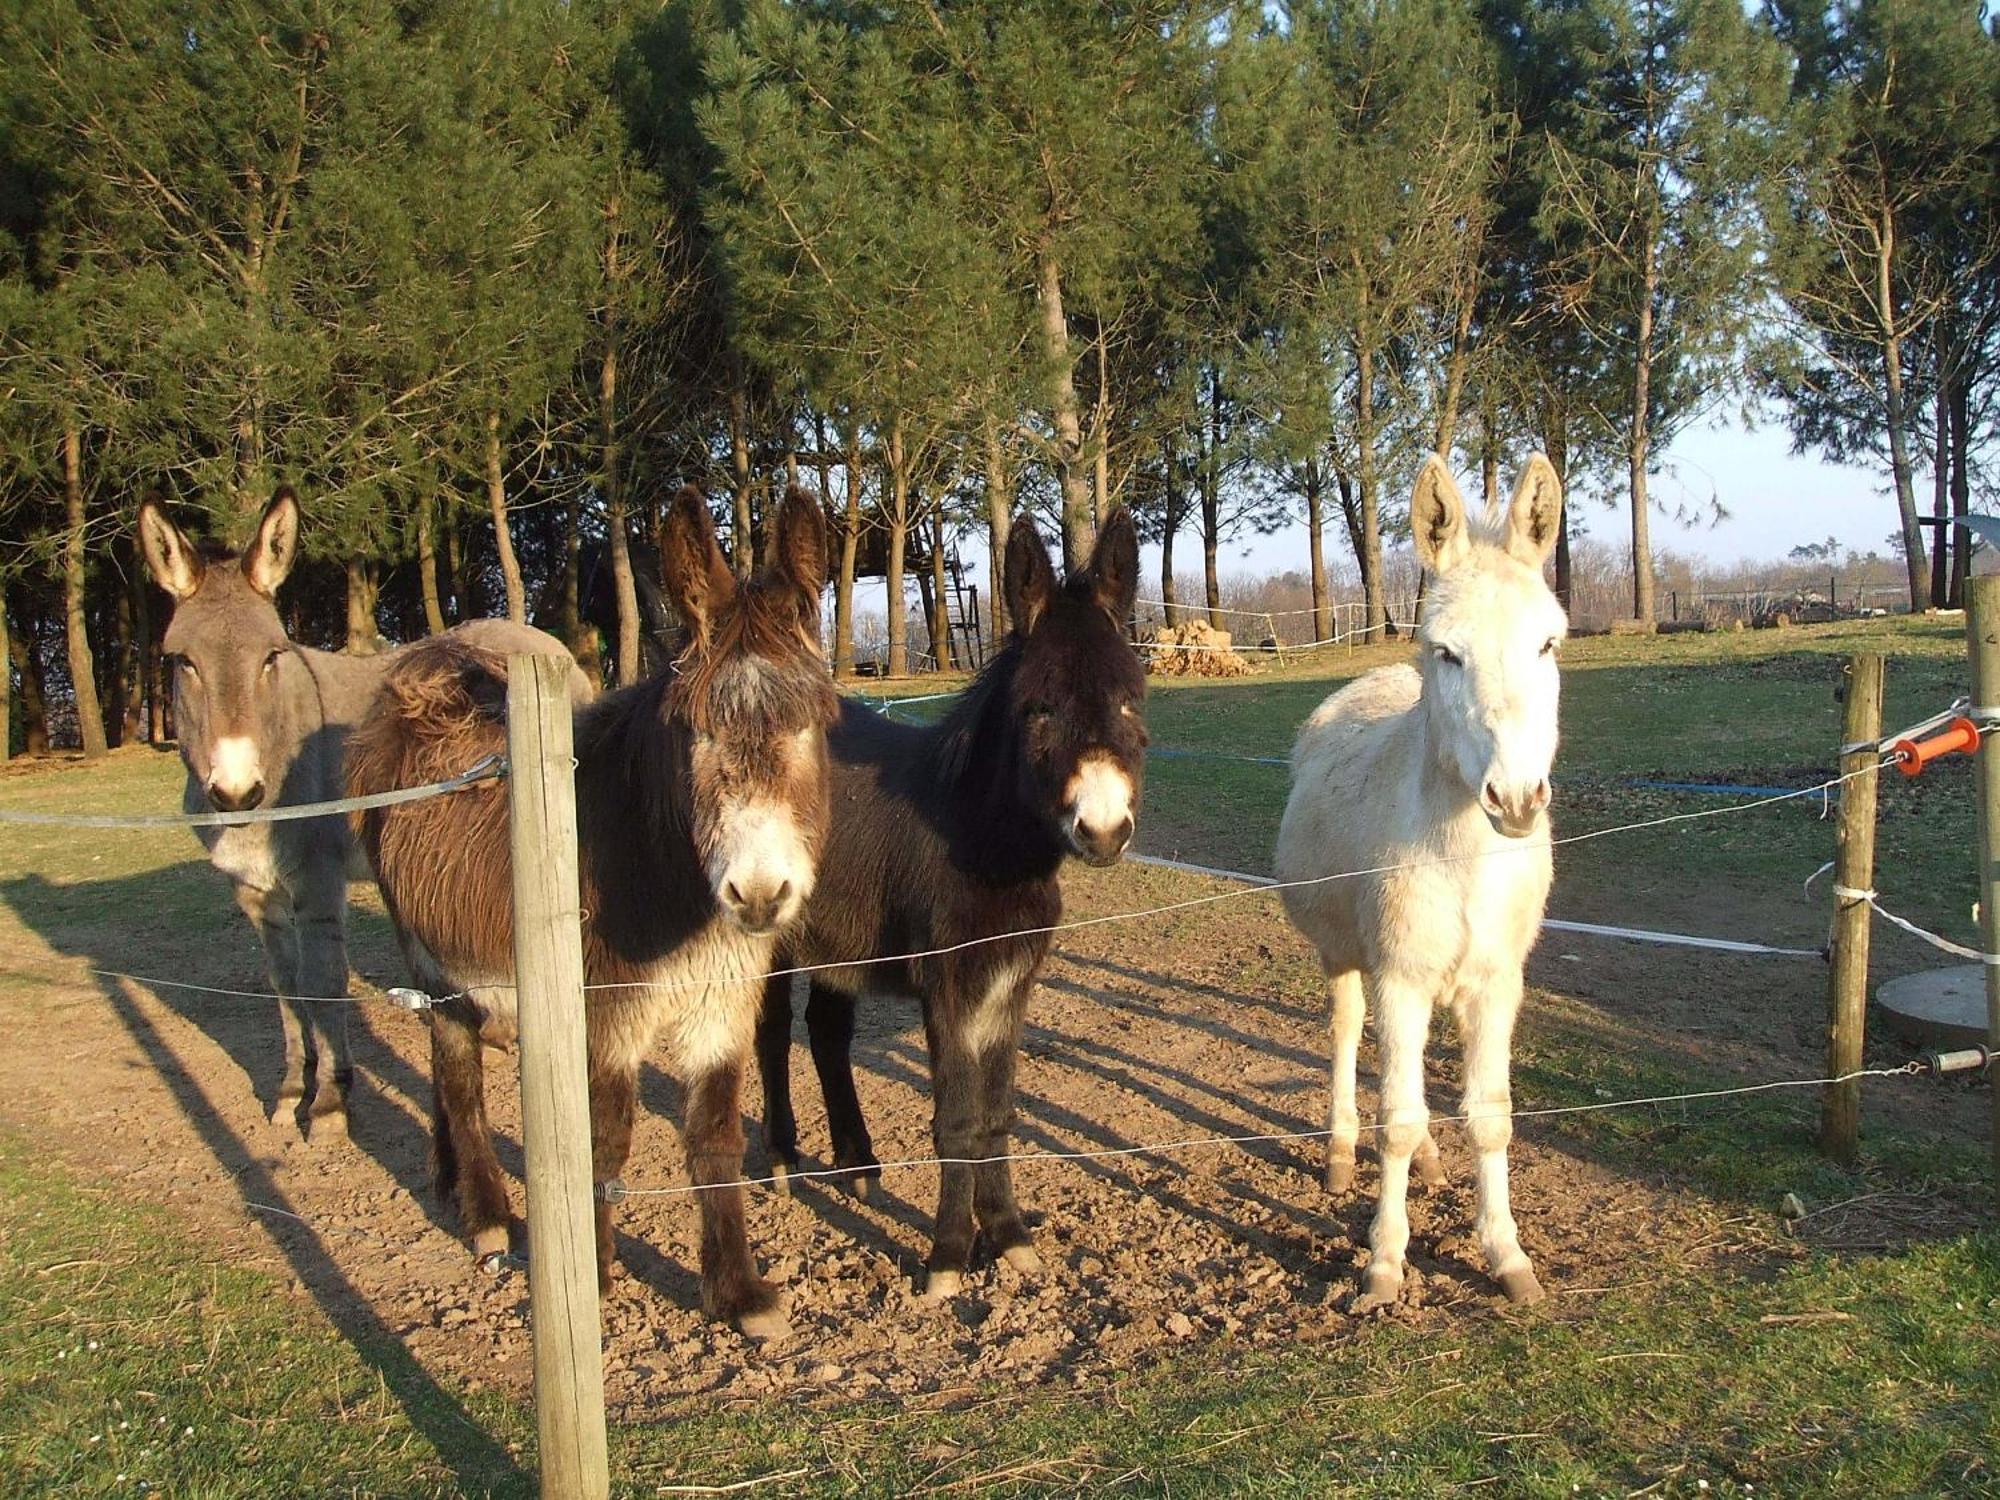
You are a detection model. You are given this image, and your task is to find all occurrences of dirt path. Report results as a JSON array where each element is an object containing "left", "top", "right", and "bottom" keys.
[{"left": 0, "top": 851, "right": 1983, "bottom": 1414}]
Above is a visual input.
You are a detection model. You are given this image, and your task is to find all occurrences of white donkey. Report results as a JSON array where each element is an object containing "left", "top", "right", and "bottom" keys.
[{"left": 1275, "top": 452, "right": 1565, "bottom": 1311}]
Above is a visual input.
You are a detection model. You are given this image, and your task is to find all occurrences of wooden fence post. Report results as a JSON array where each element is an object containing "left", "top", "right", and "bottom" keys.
[
  {"left": 1820, "top": 651, "right": 1883, "bottom": 1166},
  {"left": 507, "top": 654, "right": 610, "bottom": 1500},
  {"left": 1964, "top": 579, "right": 2000, "bottom": 1197}
]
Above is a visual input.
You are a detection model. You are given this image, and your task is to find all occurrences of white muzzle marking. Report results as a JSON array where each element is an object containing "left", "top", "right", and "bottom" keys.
[
  {"left": 1062, "top": 755, "right": 1135, "bottom": 860},
  {"left": 709, "top": 801, "right": 815, "bottom": 932},
  {"left": 208, "top": 735, "right": 264, "bottom": 804}
]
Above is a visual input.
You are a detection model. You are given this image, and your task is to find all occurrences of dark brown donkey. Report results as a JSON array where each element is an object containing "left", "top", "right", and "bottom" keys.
[
  {"left": 756, "top": 510, "right": 1147, "bottom": 1298},
  {"left": 347, "top": 488, "right": 836, "bottom": 1337},
  {"left": 137, "top": 489, "right": 572, "bottom": 1139}
]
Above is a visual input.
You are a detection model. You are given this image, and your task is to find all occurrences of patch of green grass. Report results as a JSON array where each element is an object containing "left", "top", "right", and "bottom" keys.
[{"left": 0, "top": 1134, "right": 531, "bottom": 1498}]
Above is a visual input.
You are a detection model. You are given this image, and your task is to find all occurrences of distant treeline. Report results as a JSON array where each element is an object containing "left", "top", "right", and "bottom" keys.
[{"left": 4, "top": 0, "right": 1997, "bottom": 754}]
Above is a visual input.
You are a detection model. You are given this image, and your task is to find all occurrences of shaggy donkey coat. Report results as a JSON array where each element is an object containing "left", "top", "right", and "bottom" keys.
[
  {"left": 137, "top": 489, "right": 563, "bottom": 1139},
  {"left": 756, "top": 510, "right": 1147, "bottom": 1296},
  {"left": 1275, "top": 454, "right": 1566, "bottom": 1312},
  {"left": 347, "top": 488, "right": 836, "bottom": 1337}
]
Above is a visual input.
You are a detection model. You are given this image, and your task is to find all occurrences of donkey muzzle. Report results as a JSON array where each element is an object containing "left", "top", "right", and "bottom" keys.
[
  {"left": 206, "top": 777, "right": 266, "bottom": 813},
  {"left": 1480, "top": 777, "right": 1550, "bottom": 839},
  {"left": 720, "top": 876, "right": 797, "bottom": 936}
]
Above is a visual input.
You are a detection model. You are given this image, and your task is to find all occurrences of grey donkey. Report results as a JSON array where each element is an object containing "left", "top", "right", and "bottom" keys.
[{"left": 139, "top": 488, "right": 575, "bottom": 1139}]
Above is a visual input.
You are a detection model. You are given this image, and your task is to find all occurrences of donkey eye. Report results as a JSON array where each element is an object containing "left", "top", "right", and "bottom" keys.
[
  {"left": 1118, "top": 703, "right": 1136, "bottom": 719},
  {"left": 1539, "top": 638, "right": 1558, "bottom": 657},
  {"left": 263, "top": 649, "right": 283, "bottom": 674},
  {"left": 1434, "top": 646, "right": 1462, "bottom": 667}
]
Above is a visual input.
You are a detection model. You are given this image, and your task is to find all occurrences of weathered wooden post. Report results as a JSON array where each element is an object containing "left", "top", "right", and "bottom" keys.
[
  {"left": 1821, "top": 651, "right": 1883, "bottom": 1166},
  {"left": 506, "top": 654, "right": 610, "bottom": 1500},
  {"left": 1964, "top": 578, "right": 2000, "bottom": 1196}
]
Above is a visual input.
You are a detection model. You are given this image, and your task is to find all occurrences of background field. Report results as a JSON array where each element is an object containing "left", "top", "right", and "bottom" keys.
[{"left": 1, "top": 619, "right": 1996, "bottom": 1497}]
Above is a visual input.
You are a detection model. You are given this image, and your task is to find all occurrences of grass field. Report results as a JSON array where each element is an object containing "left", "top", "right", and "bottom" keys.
[{"left": 2, "top": 617, "right": 1996, "bottom": 1497}]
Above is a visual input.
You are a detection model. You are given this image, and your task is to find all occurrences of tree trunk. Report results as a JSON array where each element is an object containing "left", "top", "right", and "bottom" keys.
[
  {"left": 834, "top": 426, "right": 861, "bottom": 680},
  {"left": 1950, "top": 369, "right": 1971, "bottom": 607},
  {"left": 344, "top": 559, "right": 379, "bottom": 653},
  {"left": 1304, "top": 455, "right": 1330, "bottom": 643},
  {"left": 1038, "top": 253, "right": 1093, "bottom": 570},
  {"left": 1628, "top": 233, "right": 1658, "bottom": 624},
  {"left": 927, "top": 511, "right": 952, "bottom": 671},
  {"left": 0, "top": 578, "right": 10, "bottom": 760},
  {"left": 136, "top": 565, "right": 162, "bottom": 744},
  {"left": 885, "top": 420, "right": 909, "bottom": 678},
  {"left": 486, "top": 407, "right": 526, "bottom": 624},
  {"left": 730, "top": 376, "right": 754, "bottom": 579},
  {"left": 1878, "top": 205, "right": 1927, "bottom": 609},
  {"left": 8, "top": 587, "right": 51, "bottom": 755},
  {"left": 1334, "top": 466, "right": 1372, "bottom": 627},
  {"left": 599, "top": 322, "right": 640, "bottom": 686},
  {"left": 111, "top": 550, "right": 138, "bottom": 747},
  {"left": 1355, "top": 332, "right": 1385, "bottom": 641},
  {"left": 1091, "top": 325, "right": 1112, "bottom": 525},
  {"left": 441, "top": 503, "right": 463, "bottom": 623},
  {"left": 985, "top": 418, "right": 1011, "bottom": 640},
  {"left": 1435, "top": 267, "right": 1478, "bottom": 457},
  {"left": 1932, "top": 385, "right": 1951, "bottom": 609},
  {"left": 562, "top": 497, "right": 600, "bottom": 679},
  {"left": 1201, "top": 373, "right": 1222, "bottom": 629},
  {"left": 1482, "top": 382, "right": 1502, "bottom": 512},
  {"left": 1160, "top": 438, "right": 1182, "bottom": 628},
  {"left": 416, "top": 493, "right": 446, "bottom": 634},
  {"left": 60, "top": 424, "right": 107, "bottom": 757}
]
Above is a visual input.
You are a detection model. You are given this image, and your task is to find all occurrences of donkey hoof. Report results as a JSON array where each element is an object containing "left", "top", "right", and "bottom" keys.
[
  {"left": 305, "top": 1109, "right": 349, "bottom": 1144},
  {"left": 1000, "top": 1244, "right": 1043, "bottom": 1275},
  {"left": 736, "top": 1302, "right": 792, "bottom": 1342},
  {"left": 1497, "top": 1266, "right": 1545, "bottom": 1306},
  {"left": 1416, "top": 1157, "right": 1448, "bottom": 1190},
  {"left": 921, "top": 1268, "right": 964, "bottom": 1301},
  {"left": 1349, "top": 1266, "right": 1404, "bottom": 1315},
  {"left": 269, "top": 1095, "right": 303, "bottom": 1129},
  {"left": 1323, "top": 1157, "right": 1356, "bottom": 1194},
  {"left": 844, "top": 1169, "right": 880, "bottom": 1202},
  {"left": 768, "top": 1162, "right": 793, "bottom": 1199}
]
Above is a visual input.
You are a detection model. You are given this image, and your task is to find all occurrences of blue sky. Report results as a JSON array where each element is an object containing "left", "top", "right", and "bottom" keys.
[{"left": 1214, "top": 418, "right": 1901, "bottom": 577}]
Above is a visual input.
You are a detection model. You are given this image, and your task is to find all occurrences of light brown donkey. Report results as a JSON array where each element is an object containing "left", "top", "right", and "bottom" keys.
[
  {"left": 347, "top": 487, "right": 837, "bottom": 1337},
  {"left": 138, "top": 489, "right": 577, "bottom": 1139}
]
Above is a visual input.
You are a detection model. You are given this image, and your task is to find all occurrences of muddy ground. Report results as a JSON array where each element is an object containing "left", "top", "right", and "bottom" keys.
[{"left": 0, "top": 826, "right": 1986, "bottom": 1415}]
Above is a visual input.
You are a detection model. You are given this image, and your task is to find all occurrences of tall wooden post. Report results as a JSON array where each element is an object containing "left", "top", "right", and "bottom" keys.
[
  {"left": 506, "top": 654, "right": 610, "bottom": 1500},
  {"left": 1964, "top": 579, "right": 2000, "bottom": 1196},
  {"left": 1820, "top": 652, "right": 1883, "bottom": 1166}
]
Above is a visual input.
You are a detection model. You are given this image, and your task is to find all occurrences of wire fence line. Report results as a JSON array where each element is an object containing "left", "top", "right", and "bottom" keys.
[
  {"left": 44, "top": 758, "right": 1886, "bottom": 1015},
  {"left": 600, "top": 1063, "right": 1944, "bottom": 1202},
  {"left": 0, "top": 752, "right": 507, "bottom": 829}
]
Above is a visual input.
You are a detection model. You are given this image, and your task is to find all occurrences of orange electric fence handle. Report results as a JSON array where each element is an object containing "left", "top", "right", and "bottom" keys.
[{"left": 1891, "top": 716, "right": 1981, "bottom": 777}]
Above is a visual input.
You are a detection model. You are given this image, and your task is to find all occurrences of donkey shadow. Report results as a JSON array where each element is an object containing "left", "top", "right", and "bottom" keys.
[{"left": 0, "top": 863, "right": 524, "bottom": 1492}]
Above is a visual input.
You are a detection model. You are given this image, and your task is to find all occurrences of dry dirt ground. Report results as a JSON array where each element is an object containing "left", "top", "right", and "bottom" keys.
[{"left": 0, "top": 815, "right": 1986, "bottom": 1418}]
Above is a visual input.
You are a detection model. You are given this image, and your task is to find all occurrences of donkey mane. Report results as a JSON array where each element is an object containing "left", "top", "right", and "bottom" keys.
[{"left": 921, "top": 637, "right": 1023, "bottom": 793}]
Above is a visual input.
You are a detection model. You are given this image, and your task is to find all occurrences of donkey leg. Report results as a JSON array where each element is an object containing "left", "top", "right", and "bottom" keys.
[
  {"left": 294, "top": 864, "right": 354, "bottom": 1141},
  {"left": 969, "top": 974, "right": 1037, "bottom": 1273},
  {"left": 920, "top": 1000, "right": 980, "bottom": 1299},
  {"left": 234, "top": 884, "right": 307, "bottom": 1129},
  {"left": 805, "top": 983, "right": 880, "bottom": 1195},
  {"left": 683, "top": 1060, "right": 787, "bottom": 1338},
  {"left": 430, "top": 1006, "right": 511, "bottom": 1267},
  {"left": 588, "top": 1060, "right": 636, "bottom": 1295},
  {"left": 753, "top": 973, "right": 800, "bottom": 1194},
  {"left": 1325, "top": 969, "right": 1365, "bottom": 1193},
  {"left": 1353, "top": 978, "right": 1433, "bottom": 1314},
  {"left": 1459, "top": 970, "right": 1540, "bottom": 1305}
]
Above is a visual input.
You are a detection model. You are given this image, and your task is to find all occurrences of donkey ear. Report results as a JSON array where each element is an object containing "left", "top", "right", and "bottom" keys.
[
  {"left": 772, "top": 486, "right": 828, "bottom": 613},
  {"left": 137, "top": 493, "right": 203, "bottom": 600},
  {"left": 1004, "top": 515, "right": 1058, "bottom": 638},
  {"left": 1504, "top": 453, "right": 1563, "bottom": 567},
  {"left": 661, "top": 486, "right": 736, "bottom": 644},
  {"left": 242, "top": 487, "right": 301, "bottom": 597},
  {"left": 1410, "top": 455, "right": 1470, "bottom": 573},
  {"left": 1085, "top": 507, "right": 1139, "bottom": 623}
]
